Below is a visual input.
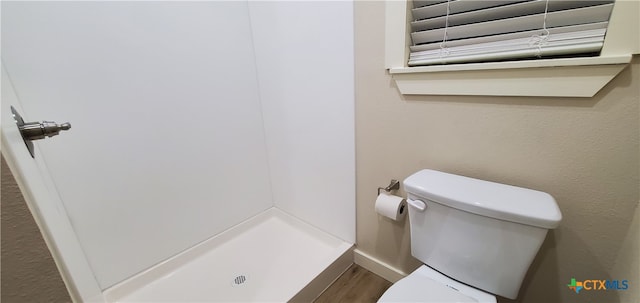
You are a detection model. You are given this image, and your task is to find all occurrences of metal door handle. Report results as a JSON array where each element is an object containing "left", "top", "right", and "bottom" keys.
[
  {"left": 10, "top": 106, "right": 71, "bottom": 158},
  {"left": 19, "top": 120, "right": 71, "bottom": 140}
]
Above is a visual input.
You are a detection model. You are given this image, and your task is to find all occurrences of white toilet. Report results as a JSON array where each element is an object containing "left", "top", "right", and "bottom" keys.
[{"left": 379, "top": 169, "right": 562, "bottom": 302}]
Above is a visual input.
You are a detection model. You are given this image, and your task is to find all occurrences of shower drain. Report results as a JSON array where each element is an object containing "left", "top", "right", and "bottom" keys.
[{"left": 231, "top": 274, "right": 249, "bottom": 287}]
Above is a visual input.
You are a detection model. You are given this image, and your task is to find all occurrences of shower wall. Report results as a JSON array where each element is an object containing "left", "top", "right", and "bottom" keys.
[
  {"left": 2, "top": 1, "right": 355, "bottom": 289},
  {"left": 4, "top": 1, "right": 274, "bottom": 289},
  {"left": 1, "top": 0, "right": 354, "bottom": 291},
  {"left": 249, "top": 1, "right": 355, "bottom": 243}
]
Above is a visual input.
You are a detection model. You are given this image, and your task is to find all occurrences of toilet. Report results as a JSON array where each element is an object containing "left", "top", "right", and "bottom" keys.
[{"left": 379, "top": 169, "right": 562, "bottom": 302}]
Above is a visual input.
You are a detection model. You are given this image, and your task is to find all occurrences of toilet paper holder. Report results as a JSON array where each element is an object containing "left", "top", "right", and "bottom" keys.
[{"left": 378, "top": 179, "right": 400, "bottom": 196}]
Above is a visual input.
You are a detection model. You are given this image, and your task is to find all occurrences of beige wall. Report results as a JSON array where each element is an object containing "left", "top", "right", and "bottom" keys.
[
  {"left": 1, "top": 155, "right": 71, "bottom": 302},
  {"left": 354, "top": 2, "right": 639, "bottom": 303},
  {"left": 612, "top": 203, "right": 639, "bottom": 303}
]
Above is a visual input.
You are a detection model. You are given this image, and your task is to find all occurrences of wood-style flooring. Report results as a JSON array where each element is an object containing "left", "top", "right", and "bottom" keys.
[{"left": 314, "top": 264, "right": 392, "bottom": 303}]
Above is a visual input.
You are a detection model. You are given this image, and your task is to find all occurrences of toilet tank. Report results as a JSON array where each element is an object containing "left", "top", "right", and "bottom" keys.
[{"left": 403, "top": 170, "right": 561, "bottom": 300}]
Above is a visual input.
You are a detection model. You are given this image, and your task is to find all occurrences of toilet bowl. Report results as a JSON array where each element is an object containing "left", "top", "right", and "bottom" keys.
[{"left": 378, "top": 265, "right": 496, "bottom": 303}]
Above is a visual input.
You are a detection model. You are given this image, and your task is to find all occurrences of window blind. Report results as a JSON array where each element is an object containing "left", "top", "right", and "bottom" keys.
[{"left": 408, "top": 0, "right": 615, "bottom": 66}]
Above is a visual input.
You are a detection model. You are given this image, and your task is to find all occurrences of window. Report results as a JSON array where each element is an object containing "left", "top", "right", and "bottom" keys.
[
  {"left": 385, "top": 0, "right": 639, "bottom": 97},
  {"left": 409, "top": 0, "right": 614, "bottom": 66}
]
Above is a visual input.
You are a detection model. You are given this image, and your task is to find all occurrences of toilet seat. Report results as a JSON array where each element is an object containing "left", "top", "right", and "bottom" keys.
[{"left": 378, "top": 265, "right": 496, "bottom": 303}]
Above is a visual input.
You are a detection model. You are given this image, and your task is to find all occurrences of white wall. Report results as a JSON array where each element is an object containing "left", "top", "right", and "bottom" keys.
[
  {"left": 249, "top": 1, "right": 355, "bottom": 243},
  {"left": 2, "top": 2, "right": 273, "bottom": 289}
]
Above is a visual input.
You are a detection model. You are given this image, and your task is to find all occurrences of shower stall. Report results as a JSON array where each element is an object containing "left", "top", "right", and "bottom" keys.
[{"left": 1, "top": 1, "right": 354, "bottom": 302}]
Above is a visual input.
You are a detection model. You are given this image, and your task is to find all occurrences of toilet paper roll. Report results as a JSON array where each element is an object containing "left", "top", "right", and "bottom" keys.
[{"left": 375, "top": 192, "right": 406, "bottom": 221}]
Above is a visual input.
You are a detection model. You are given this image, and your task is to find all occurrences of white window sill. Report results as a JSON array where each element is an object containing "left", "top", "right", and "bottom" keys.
[{"left": 388, "top": 55, "right": 631, "bottom": 97}]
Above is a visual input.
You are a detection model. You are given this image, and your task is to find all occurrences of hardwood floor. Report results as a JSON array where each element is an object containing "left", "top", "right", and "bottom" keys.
[{"left": 314, "top": 264, "right": 392, "bottom": 303}]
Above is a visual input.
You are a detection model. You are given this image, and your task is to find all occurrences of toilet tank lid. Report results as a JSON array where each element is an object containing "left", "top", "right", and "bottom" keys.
[{"left": 403, "top": 169, "right": 562, "bottom": 229}]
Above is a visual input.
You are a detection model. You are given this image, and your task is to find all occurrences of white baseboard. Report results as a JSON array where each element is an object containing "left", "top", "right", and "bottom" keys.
[{"left": 353, "top": 248, "right": 408, "bottom": 283}]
